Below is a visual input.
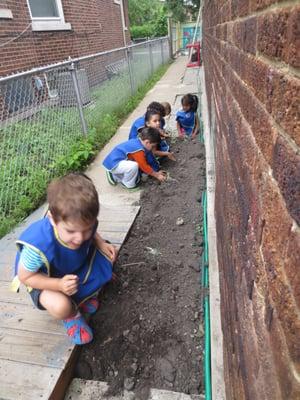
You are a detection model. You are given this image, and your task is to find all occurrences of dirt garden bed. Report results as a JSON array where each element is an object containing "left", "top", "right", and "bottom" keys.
[{"left": 76, "top": 137, "right": 206, "bottom": 399}]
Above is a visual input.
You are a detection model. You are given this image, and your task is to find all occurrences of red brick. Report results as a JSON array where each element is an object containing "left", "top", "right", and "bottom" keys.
[
  {"left": 257, "top": 6, "right": 300, "bottom": 67},
  {"left": 284, "top": 229, "right": 300, "bottom": 308},
  {"left": 283, "top": 5, "right": 300, "bottom": 67},
  {"left": 241, "top": 59, "right": 300, "bottom": 147},
  {"left": 227, "top": 65, "right": 278, "bottom": 164},
  {"left": 233, "top": 17, "right": 257, "bottom": 54},
  {"left": 272, "top": 135, "right": 300, "bottom": 224},
  {"left": 250, "top": 0, "right": 285, "bottom": 12},
  {"left": 231, "top": 0, "right": 250, "bottom": 18}
]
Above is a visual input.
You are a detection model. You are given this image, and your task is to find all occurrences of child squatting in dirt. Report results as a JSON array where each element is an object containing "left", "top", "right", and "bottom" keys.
[
  {"left": 12, "top": 173, "right": 117, "bottom": 345},
  {"left": 103, "top": 127, "right": 167, "bottom": 189},
  {"left": 176, "top": 93, "right": 199, "bottom": 139}
]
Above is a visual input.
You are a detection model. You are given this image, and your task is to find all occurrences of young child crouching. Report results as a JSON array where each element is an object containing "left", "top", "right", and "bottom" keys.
[
  {"left": 103, "top": 127, "right": 167, "bottom": 189},
  {"left": 12, "top": 173, "right": 117, "bottom": 345},
  {"left": 176, "top": 94, "right": 199, "bottom": 139}
]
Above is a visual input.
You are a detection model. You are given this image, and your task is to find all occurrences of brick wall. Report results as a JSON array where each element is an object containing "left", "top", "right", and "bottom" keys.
[
  {"left": 202, "top": 1, "right": 300, "bottom": 399},
  {"left": 0, "top": 0, "right": 130, "bottom": 76}
]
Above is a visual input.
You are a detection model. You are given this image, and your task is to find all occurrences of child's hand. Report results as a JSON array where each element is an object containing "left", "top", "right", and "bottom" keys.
[
  {"left": 156, "top": 170, "right": 167, "bottom": 182},
  {"left": 167, "top": 152, "right": 176, "bottom": 161},
  {"left": 99, "top": 241, "right": 118, "bottom": 263},
  {"left": 59, "top": 275, "right": 79, "bottom": 296}
]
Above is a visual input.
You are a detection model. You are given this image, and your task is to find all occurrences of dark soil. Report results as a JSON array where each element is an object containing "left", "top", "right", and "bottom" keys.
[{"left": 76, "top": 138, "right": 206, "bottom": 399}]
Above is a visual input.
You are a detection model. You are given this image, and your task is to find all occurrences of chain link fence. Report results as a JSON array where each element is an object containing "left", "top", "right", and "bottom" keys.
[{"left": 0, "top": 37, "right": 170, "bottom": 236}]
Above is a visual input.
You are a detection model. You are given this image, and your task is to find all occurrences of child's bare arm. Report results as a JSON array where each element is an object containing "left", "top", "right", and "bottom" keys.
[
  {"left": 18, "top": 263, "right": 78, "bottom": 296},
  {"left": 93, "top": 232, "right": 117, "bottom": 262},
  {"left": 192, "top": 115, "right": 200, "bottom": 138},
  {"left": 153, "top": 149, "right": 176, "bottom": 161}
]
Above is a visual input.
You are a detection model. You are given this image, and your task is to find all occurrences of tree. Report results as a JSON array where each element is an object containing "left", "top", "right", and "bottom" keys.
[
  {"left": 128, "top": 0, "right": 168, "bottom": 39},
  {"left": 165, "top": 0, "right": 200, "bottom": 22}
]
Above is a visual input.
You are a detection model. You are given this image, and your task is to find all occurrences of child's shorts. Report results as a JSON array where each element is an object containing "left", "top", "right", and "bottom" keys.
[{"left": 29, "top": 288, "right": 46, "bottom": 310}]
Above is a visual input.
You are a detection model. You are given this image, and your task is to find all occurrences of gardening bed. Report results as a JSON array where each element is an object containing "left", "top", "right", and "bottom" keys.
[{"left": 76, "top": 137, "right": 206, "bottom": 399}]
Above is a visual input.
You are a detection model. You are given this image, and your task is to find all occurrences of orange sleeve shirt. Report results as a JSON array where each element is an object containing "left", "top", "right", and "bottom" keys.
[{"left": 128, "top": 150, "right": 153, "bottom": 175}]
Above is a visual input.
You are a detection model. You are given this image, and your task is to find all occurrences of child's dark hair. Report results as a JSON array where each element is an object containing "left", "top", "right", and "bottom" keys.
[
  {"left": 140, "top": 127, "right": 161, "bottom": 144},
  {"left": 182, "top": 94, "right": 198, "bottom": 112},
  {"left": 145, "top": 109, "right": 161, "bottom": 124},
  {"left": 147, "top": 101, "right": 166, "bottom": 117}
]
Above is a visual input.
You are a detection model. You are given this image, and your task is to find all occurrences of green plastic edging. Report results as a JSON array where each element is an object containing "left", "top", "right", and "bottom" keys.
[{"left": 201, "top": 189, "right": 212, "bottom": 400}]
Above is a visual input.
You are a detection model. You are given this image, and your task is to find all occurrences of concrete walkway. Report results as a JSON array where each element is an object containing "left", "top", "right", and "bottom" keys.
[{"left": 0, "top": 56, "right": 201, "bottom": 400}]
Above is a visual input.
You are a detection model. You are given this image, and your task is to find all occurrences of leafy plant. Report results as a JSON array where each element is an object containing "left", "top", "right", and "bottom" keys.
[{"left": 0, "top": 62, "right": 172, "bottom": 238}]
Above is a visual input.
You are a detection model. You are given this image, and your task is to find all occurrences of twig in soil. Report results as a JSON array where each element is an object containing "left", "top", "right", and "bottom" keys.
[{"left": 121, "top": 262, "right": 146, "bottom": 268}]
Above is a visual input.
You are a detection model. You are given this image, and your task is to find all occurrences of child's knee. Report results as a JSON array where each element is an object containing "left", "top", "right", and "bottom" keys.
[{"left": 41, "top": 291, "right": 73, "bottom": 319}]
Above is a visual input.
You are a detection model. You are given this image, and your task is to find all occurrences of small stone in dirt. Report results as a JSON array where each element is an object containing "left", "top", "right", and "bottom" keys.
[
  {"left": 136, "top": 295, "right": 143, "bottom": 303},
  {"left": 131, "top": 362, "right": 138, "bottom": 374},
  {"left": 174, "top": 260, "right": 183, "bottom": 267},
  {"left": 123, "top": 281, "right": 129, "bottom": 289},
  {"left": 176, "top": 217, "right": 184, "bottom": 226},
  {"left": 123, "top": 329, "right": 130, "bottom": 337},
  {"left": 189, "top": 262, "right": 201, "bottom": 272},
  {"left": 154, "top": 213, "right": 160, "bottom": 218},
  {"left": 157, "top": 358, "right": 176, "bottom": 383},
  {"left": 198, "top": 323, "right": 204, "bottom": 338},
  {"left": 179, "top": 243, "right": 184, "bottom": 248},
  {"left": 124, "top": 377, "right": 136, "bottom": 391},
  {"left": 132, "top": 324, "right": 140, "bottom": 332}
]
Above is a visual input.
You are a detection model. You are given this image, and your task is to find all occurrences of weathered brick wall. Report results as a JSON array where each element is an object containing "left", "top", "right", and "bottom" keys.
[
  {"left": 202, "top": 1, "right": 300, "bottom": 399},
  {"left": 0, "top": 0, "right": 130, "bottom": 75}
]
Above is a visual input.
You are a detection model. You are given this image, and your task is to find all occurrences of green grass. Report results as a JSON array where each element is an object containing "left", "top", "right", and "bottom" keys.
[{"left": 0, "top": 62, "right": 171, "bottom": 238}]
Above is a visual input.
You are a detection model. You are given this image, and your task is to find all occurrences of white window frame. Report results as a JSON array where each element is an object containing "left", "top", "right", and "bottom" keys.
[
  {"left": 0, "top": 8, "right": 13, "bottom": 18},
  {"left": 26, "top": 0, "right": 71, "bottom": 31}
]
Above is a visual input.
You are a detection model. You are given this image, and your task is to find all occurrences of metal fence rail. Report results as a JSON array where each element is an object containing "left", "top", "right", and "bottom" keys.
[{"left": 0, "top": 37, "right": 170, "bottom": 235}]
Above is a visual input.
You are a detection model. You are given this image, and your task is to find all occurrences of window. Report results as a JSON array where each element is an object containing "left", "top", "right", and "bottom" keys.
[
  {"left": 0, "top": 0, "right": 13, "bottom": 19},
  {"left": 28, "top": 0, "right": 59, "bottom": 18},
  {"left": 27, "top": 0, "right": 71, "bottom": 31}
]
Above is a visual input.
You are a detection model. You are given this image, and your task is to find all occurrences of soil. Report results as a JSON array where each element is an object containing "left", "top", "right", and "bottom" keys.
[{"left": 76, "top": 138, "right": 206, "bottom": 399}]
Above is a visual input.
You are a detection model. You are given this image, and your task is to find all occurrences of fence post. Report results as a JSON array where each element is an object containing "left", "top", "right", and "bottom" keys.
[
  {"left": 69, "top": 61, "right": 88, "bottom": 136},
  {"left": 126, "top": 47, "right": 135, "bottom": 95},
  {"left": 160, "top": 38, "right": 164, "bottom": 65},
  {"left": 149, "top": 41, "right": 154, "bottom": 74}
]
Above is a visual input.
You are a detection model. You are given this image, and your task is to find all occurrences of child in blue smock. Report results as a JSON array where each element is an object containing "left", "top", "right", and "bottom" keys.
[
  {"left": 12, "top": 173, "right": 117, "bottom": 345},
  {"left": 129, "top": 101, "right": 171, "bottom": 144},
  {"left": 176, "top": 94, "right": 199, "bottom": 139},
  {"left": 141, "top": 109, "right": 175, "bottom": 161}
]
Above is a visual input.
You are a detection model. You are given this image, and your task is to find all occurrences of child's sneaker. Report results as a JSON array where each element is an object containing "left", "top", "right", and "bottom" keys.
[
  {"left": 121, "top": 183, "right": 140, "bottom": 192},
  {"left": 106, "top": 170, "right": 117, "bottom": 186},
  {"left": 63, "top": 312, "right": 93, "bottom": 345},
  {"left": 79, "top": 297, "right": 99, "bottom": 315}
]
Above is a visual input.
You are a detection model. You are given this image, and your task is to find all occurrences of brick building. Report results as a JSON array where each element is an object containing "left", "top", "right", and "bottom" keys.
[
  {"left": 202, "top": 0, "right": 299, "bottom": 399},
  {"left": 0, "top": 0, "right": 130, "bottom": 76}
]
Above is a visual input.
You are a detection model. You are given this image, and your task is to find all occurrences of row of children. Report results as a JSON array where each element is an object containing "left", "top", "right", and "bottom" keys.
[
  {"left": 11, "top": 93, "right": 199, "bottom": 345},
  {"left": 103, "top": 94, "right": 199, "bottom": 189}
]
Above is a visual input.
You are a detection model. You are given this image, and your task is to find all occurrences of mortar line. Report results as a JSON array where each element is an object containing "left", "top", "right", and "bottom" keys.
[
  {"left": 207, "top": 0, "right": 299, "bottom": 28},
  {"left": 206, "top": 41, "right": 300, "bottom": 153}
]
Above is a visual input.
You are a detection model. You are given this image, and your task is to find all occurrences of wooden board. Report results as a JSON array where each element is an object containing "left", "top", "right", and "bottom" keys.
[
  {"left": 0, "top": 328, "right": 73, "bottom": 368},
  {"left": 0, "top": 281, "right": 30, "bottom": 305},
  {"left": 0, "top": 204, "right": 140, "bottom": 399},
  {"left": 0, "top": 359, "right": 61, "bottom": 400},
  {"left": 0, "top": 302, "right": 65, "bottom": 334}
]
